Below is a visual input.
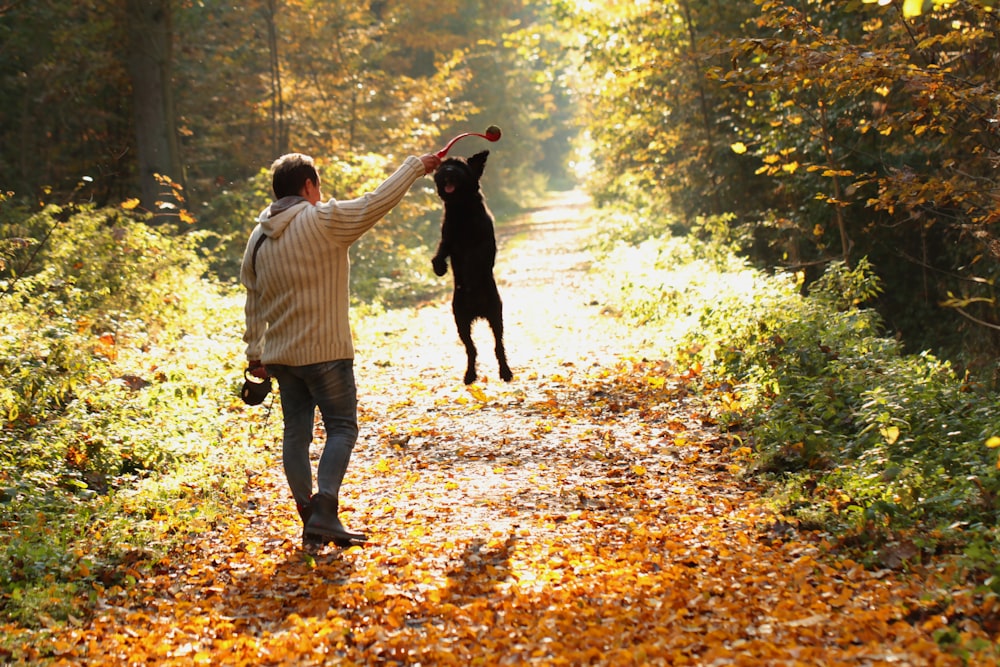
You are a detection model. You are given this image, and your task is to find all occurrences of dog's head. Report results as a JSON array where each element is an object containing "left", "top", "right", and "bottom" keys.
[{"left": 434, "top": 150, "right": 488, "bottom": 201}]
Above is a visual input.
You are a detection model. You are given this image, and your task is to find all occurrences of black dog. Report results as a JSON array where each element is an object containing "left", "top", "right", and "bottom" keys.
[{"left": 432, "top": 150, "right": 513, "bottom": 385}]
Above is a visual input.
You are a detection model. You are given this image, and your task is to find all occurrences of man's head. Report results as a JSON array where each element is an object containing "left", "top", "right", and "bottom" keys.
[{"left": 270, "top": 153, "right": 321, "bottom": 202}]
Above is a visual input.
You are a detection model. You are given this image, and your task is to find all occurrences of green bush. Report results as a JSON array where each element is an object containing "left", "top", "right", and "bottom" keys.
[
  {"left": 0, "top": 204, "right": 275, "bottom": 626},
  {"left": 598, "top": 225, "right": 1000, "bottom": 561}
]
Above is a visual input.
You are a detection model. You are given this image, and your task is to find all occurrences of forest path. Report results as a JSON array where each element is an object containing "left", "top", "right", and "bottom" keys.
[{"left": 57, "top": 191, "right": 975, "bottom": 665}]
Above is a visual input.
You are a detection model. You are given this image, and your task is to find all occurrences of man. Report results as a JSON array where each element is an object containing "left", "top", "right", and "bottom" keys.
[{"left": 241, "top": 150, "right": 440, "bottom": 547}]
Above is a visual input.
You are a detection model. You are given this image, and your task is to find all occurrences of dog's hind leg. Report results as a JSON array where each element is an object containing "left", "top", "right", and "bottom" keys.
[
  {"left": 487, "top": 307, "right": 513, "bottom": 383},
  {"left": 455, "top": 313, "right": 478, "bottom": 385}
]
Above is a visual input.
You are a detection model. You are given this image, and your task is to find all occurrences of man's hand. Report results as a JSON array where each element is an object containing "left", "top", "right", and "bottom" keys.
[
  {"left": 419, "top": 154, "right": 442, "bottom": 174},
  {"left": 248, "top": 360, "right": 268, "bottom": 379}
]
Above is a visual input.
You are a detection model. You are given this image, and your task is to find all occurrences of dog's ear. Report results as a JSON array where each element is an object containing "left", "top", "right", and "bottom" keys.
[{"left": 468, "top": 150, "right": 489, "bottom": 178}]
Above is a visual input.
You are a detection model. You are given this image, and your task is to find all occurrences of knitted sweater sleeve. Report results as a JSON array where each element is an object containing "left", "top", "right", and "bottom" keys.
[
  {"left": 315, "top": 156, "right": 425, "bottom": 243},
  {"left": 240, "top": 227, "right": 266, "bottom": 361}
]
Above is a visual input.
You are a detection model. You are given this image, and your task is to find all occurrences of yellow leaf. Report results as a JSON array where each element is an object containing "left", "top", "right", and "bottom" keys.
[
  {"left": 631, "top": 464, "right": 647, "bottom": 476},
  {"left": 902, "top": 0, "right": 925, "bottom": 17},
  {"left": 782, "top": 162, "right": 799, "bottom": 174},
  {"left": 730, "top": 142, "right": 747, "bottom": 155},
  {"left": 121, "top": 198, "right": 141, "bottom": 210},
  {"left": 986, "top": 436, "right": 1000, "bottom": 448},
  {"left": 880, "top": 425, "right": 900, "bottom": 445}
]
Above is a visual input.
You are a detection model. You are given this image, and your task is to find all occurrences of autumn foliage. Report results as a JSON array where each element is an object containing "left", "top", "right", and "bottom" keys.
[
  {"left": 5, "top": 0, "right": 1000, "bottom": 662},
  {"left": 570, "top": 0, "right": 1000, "bottom": 376},
  {"left": 3, "top": 194, "right": 999, "bottom": 664}
]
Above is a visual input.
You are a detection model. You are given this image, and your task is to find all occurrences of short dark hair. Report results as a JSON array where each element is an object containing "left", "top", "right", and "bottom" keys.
[{"left": 270, "top": 153, "right": 319, "bottom": 199}]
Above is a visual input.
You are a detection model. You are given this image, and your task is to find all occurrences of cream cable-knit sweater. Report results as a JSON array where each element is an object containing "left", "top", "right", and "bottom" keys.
[{"left": 241, "top": 155, "right": 426, "bottom": 366}]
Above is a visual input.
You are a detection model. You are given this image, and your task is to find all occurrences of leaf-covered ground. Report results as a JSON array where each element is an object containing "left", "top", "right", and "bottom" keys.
[{"left": 14, "top": 192, "right": 999, "bottom": 665}]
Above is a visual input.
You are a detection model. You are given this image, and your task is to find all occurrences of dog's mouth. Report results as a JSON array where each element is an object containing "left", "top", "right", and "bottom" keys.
[{"left": 436, "top": 166, "right": 465, "bottom": 197}]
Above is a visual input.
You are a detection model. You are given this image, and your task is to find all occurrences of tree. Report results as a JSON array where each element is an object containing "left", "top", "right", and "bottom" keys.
[
  {"left": 126, "top": 0, "right": 183, "bottom": 216},
  {"left": 565, "top": 0, "right": 1000, "bottom": 374},
  {"left": 1, "top": 0, "right": 576, "bottom": 218},
  {"left": 568, "top": 0, "right": 758, "bottom": 224},
  {"left": 0, "top": 1, "right": 134, "bottom": 203},
  {"left": 721, "top": 0, "right": 1000, "bottom": 367}
]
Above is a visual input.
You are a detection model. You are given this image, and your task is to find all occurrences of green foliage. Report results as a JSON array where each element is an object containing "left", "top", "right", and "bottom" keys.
[
  {"left": 599, "top": 224, "right": 1000, "bottom": 564},
  {"left": 1, "top": 204, "right": 192, "bottom": 421},
  {"left": 193, "top": 167, "right": 274, "bottom": 281},
  {"left": 0, "top": 205, "right": 275, "bottom": 626}
]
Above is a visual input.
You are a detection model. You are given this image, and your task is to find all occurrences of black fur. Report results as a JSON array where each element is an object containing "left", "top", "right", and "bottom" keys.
[{"left": 432, "top": 150, "right": 513, "bottom": 385}]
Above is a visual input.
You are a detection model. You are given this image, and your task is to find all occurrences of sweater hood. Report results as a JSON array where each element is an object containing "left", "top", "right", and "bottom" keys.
[{"left": 257, "top": 196, "right": 310, "bottom": 239}]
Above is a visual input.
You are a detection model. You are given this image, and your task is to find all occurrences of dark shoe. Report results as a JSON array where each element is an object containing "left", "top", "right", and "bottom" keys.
[
  {"left": 296, "top": 500, "right": 311, "bottom": 524},
  {"left": 297, "top": 497, "right": 353, "bottom": 548},
  {"left": 297, "top": 499, "right": 326, "bottom": 547},
  {"left": 305, "top": 493, "right": 367, "bottom": 546}
]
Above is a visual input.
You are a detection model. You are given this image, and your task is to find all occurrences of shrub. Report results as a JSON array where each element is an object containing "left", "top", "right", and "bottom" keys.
[
  {"left": 598, "top": 225, "right": 1000, "bottom": 560},
  {"left": 0, "top": 204, "right": 276, "bottom": 626}
]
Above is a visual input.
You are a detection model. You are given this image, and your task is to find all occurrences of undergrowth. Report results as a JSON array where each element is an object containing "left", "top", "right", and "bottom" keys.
[
  {"left": 593, "top": 206, "right": 1000, "bottom": 576},
  {"left": 0, "top": 203, "right": 276, "bottom": 627}
]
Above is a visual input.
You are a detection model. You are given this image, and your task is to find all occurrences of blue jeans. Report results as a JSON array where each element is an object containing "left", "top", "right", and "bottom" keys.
[{"left": 267, "top": 360, "right": 358, "bottom": 508}]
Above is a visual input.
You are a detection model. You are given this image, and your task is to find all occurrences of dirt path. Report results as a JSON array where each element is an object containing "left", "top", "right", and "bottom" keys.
[
  {"left": 51, "top": 192, "right": 987, "bottom": 665},
  {"left": 348, "top": 189, "right": 702, "bottom": 546}
]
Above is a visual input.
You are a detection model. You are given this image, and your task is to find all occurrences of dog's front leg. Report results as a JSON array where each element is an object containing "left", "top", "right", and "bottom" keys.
[{"left": 432, "top": 241, "right": 450, "bottom": 276}]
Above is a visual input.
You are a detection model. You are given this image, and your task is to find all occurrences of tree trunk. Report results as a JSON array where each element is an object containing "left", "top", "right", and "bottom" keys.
[
  {"left": 263, "top": 0, "right": 287, "bottom": 157},
  {"left": 126, "top": 0, "right": 181, "bottom": 220},
  {"left": 678, "top": 0, "right": 722, "bottom": 218}
]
